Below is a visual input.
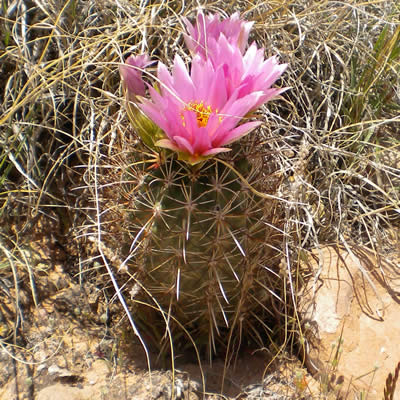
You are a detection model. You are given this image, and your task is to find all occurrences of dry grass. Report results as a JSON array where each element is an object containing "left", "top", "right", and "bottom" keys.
[{"left": 0, "top": 0, "right": 399, "bottom": 398}]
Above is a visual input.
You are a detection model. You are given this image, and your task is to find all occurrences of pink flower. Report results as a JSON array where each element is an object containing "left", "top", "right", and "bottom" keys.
[
  {"left": 183, "top": 11, "right": 253, "bottom": 56},
  {"left": 208, "top": 34, "right": 288, "bottom": 110},
  {"left": 138, "top": 55, "right": 263, "bottom": 164},
  {"left": 120, "top": 13, "right": 288, "bottom": 163},
  {"left": 184, "top": 12, "right": 288, "bottom": 111},
  {"left": 119, "top": 54, "right": 152, "bottom": 98}
]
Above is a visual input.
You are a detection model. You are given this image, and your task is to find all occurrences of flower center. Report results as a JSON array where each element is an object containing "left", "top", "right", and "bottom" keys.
[{"left": 182, "top": 101, "right": 214, "bottom": 128}]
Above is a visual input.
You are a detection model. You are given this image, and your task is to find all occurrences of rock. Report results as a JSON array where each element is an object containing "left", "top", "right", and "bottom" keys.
[
  {"left": 84, "top": 359, "right": 110, "bottom": 385},
  {"left": 36, "top": 384, "right": 85, "bottom": 400},
  {"left": 300, "top": 245, "right": 400, "bottom": 399},
  {"left": 0, "top": 379, "right": 18, "bottom": 400},
  {"left": 48, "top": 364, "right": 74, "bottom": 377}
]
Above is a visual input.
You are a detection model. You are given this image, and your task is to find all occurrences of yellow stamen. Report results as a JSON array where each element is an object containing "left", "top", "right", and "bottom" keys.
[{"left": 181, "top": 101, "right": 215, "bottom": 128}]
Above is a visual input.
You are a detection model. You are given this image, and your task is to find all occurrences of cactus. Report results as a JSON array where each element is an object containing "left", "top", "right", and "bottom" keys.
[
  {"left": 103, "top": 11, "right": 288, "bottom": 360},
  {"left": 101, "top": 138, "right": 283, "bottom": 360}
]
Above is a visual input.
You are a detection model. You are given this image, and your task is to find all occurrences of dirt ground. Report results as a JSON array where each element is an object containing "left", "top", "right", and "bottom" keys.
[{"left": 0, "top": 219, "right": 317, "bottom": 400}]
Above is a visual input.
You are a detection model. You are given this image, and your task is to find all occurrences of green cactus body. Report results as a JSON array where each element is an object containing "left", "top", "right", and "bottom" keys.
[{"left": 107, "top": 142, "right": 283, "bottom": 360}]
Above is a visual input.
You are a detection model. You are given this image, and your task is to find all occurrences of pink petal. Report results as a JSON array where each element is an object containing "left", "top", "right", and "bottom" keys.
[
  {"left": 139, "top": 98, "right": 169, "bottom": 133},
  {"left": 190, "top": 56, "right": 210, "bottom": 99},
  {"left": 172, "top": 55, "right": 195, "bottom": 101},
  {"left": 203, "top": 147, "right": 232, "bottom": 156},
  {"left": 157, "top": 62, "right": 174, "bottom": 93},
  {"left": 221, "top": 91, "right": 263, "bottom": 118},
  {"left": 120, "top": 55, "right": 153, "bottom": 98},
  {"left": 211, "top": 113, "right": 259, "bottom": 144},
  {"left": 207, "top": 64, "right": 228, "bottom": 109},
  {"left": 204, "top": 113, "right": 222, "bottom": 133},
  {"left": 214, "top": 121, "right": 262, "bottom": 147},
  {"left": 192, "top": 126, "right": 212, "bottom": 154},
  {"left": 254, "top": 87, "right": 289, "bottom": 109},
  {"left": 243, "top": 43, "right": 258, "bottom": 71},
  {"left": 180, "top": 108, "right": 197, "bottom": 139},
  {"left": 237, "top": 21, "right": 254, "bottom": 53},
  {"left": 148, "top": 85, "right": 166, "bottom": 105},
  {"left": 154, "top": 139, "right": 181, "bottom": 152},
  {"left": 173, "top": 136, "right": 195, "bottom": 154},
  {"left": 182, "top": 17, "right": 197, "bottom": 52},
  {"left": 259, "top": 63, "right": 288, "bottom": 89},
  {"left": 224, "top": 121, "right": 262, "bottom": 143},
  {"left": 194, "top": 12, "right": 207, "bottom": 54}
]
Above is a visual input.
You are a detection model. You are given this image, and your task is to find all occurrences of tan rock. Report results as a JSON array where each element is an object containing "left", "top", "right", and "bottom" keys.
[
  {"left": 300, "top": 245, "right": 400, "bottom": 399},
  {"left": 36, "top": 384, "right": 86, "bottom": 400},
  {"left": 84, "top": 359, "right": 110, "bottom": 385},
  {"left": 0, "top": 379, "right": 18, "bottom": 400}
]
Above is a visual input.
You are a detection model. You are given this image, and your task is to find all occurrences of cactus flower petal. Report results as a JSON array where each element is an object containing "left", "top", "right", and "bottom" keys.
[
  {"left": 120, "top": 54, "right": 152, "bottom": 98},
  {"left": 208, "top": 37, "right": 288, "bottom": 109},
  {"left": 154, "top": 138, "right": 180, "bottom": 152},
  {"left": 184, "top": 14, "right": 288, "bottom": 111},
  {"left": 183, "top": 11, "right": 253, "bottom": 56}
]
